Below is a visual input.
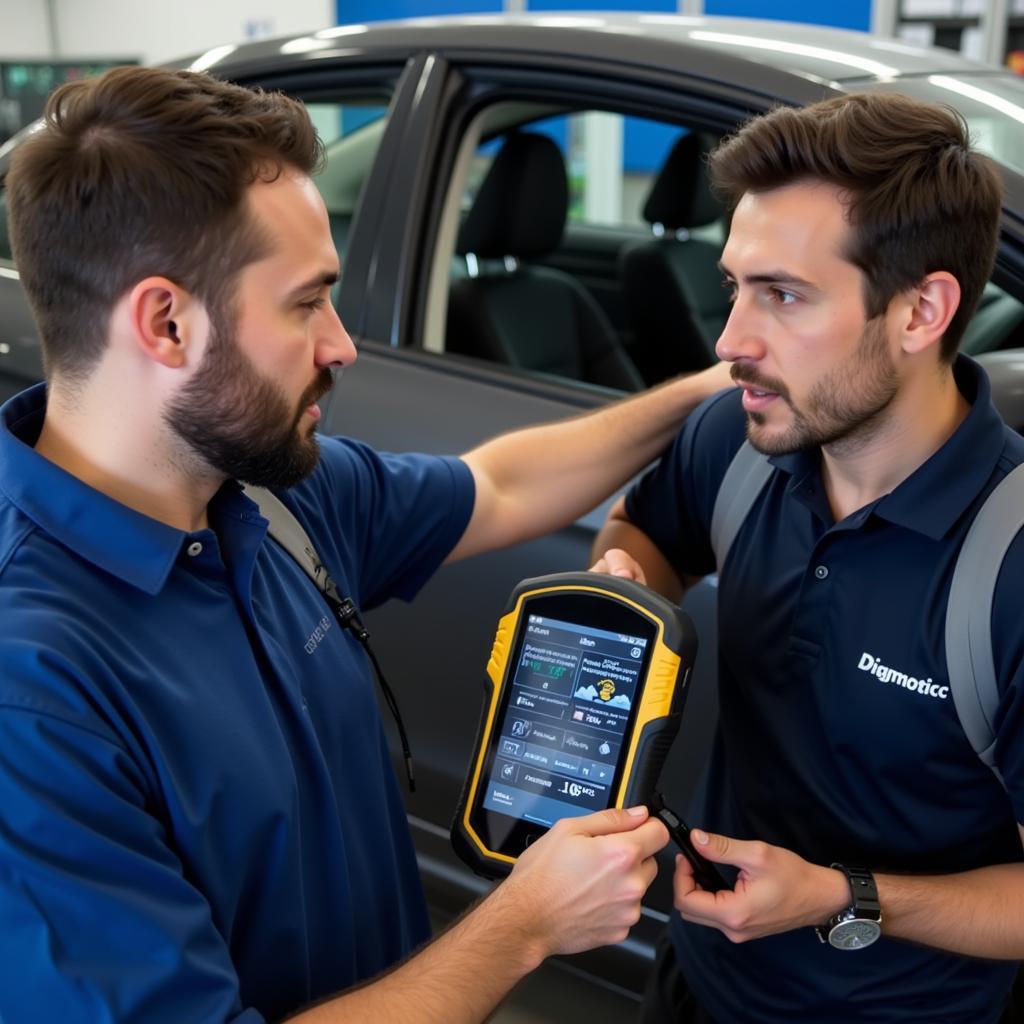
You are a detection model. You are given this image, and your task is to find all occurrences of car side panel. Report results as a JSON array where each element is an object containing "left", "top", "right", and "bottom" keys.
[{"left": 318, "top": 343, "right": 723, "bottom": 993}]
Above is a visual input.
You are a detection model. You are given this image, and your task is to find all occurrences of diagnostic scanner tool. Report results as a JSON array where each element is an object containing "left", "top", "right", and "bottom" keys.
[{"left": 452, "top": 571, "right": 728, "bottom": 890}]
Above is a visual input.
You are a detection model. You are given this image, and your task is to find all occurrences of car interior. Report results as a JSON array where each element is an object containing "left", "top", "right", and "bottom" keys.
[
  {"left": 963, "top": 282, "right": 1024, "bottom": 355},
  {"left": 619, "top": 129, "right": 729, "bottom": 381},
  {"left": 413, "top": 101, "right": 1023, "bottom": 402},
  {"left": 445, "top": 130, "right": 645, "bottom": 390}
]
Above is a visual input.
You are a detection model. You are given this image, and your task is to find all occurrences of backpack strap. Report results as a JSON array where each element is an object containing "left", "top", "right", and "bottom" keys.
[
  {"left": 242, "top": 484, "right": 333, "bottom": 597},
  {"left": 945, "top": 462, "right": 1024, "bottom": 785},
  {"left": 710, "top": 440, "right": 774, "bottom": 568},
  {"left": 242, "top": 483, "right": 419, "bottom": 790},
  {"left": 707, "top": 439, "right": 1024, "bottom": 792}
]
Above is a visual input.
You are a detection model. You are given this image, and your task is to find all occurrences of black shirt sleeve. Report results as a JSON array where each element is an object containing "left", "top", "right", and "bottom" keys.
[{"left": 624, "top": 386, "right": 748, "bottom": 580}]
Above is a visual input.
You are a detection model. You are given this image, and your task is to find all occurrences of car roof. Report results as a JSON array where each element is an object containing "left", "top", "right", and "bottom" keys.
[{"left": 184, "top": 12, "right": 995, "bottom": 92}]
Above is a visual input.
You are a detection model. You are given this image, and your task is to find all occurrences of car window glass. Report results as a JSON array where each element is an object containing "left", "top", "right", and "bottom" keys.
[
  {"left": 434, "top": 105, "right": 728, "bottom": 392},
  {"left": 0, "top": 98, "right": 391, "bottom": 270},
  {"left": 429, "top": 98, "right": 1024, "bottom": 398},
  {"left": 463, "top": 112, "right": 695, "bottom": 232},
  {"left": 306, "top": 100, "right": 391, "bottom": 273}
]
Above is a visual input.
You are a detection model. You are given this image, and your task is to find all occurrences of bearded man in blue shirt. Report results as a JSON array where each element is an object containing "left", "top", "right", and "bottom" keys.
[
  {"left": 0, "top": 66, "right": 733, "bottom": 1023},
  {"left": 593, "top": 93, "right": 1024, "bottom": 1022}
]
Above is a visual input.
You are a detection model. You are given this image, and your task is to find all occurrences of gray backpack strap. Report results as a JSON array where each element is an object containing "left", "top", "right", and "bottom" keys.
[
  {"left": 945, "top": 462, "right": 1024, "bottom": 784},
  {"left": 242, "top": 484, "right": 416, "bottom": 788},
  {"left": 710, "top": 441, "right": 774, "bottom": 568},
  {"left": 242, "top": 484, "right": 332, "bottom": 596}
]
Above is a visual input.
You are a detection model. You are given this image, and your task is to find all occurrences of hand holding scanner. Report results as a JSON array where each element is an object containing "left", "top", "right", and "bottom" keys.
[{"left": 451, "top": 571, "right": 727, "bottom": 892}]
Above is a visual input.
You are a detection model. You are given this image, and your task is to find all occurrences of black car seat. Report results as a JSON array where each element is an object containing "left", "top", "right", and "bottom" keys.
[
  {"left": 446, "top": 131, "right": 644, "bottom": 391},
  {"left": 961, "top": 284, "right": 1024, "bottom": 356},
  {"left": 620, "top": 132, "right": 728, "bottom": 383}
]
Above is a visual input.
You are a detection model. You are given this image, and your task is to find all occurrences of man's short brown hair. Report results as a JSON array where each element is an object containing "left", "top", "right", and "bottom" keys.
[
  {"left": 6, "top": 66, "right": 323, "bottom": 382},
  {"left": 708, "top": 92, "right": 1003, "bottom": 362}
]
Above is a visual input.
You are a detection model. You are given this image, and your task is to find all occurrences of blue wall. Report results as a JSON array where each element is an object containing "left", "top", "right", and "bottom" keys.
[
  {"left": 527, "top": 0, "right": 676, "bottom": 9},
  {"left": 337, "top": 0, "right": 501, "bottom": 22},
  {"left": 336, "top": 0, "right": 871, "bottom": 30},
  {"left": 705, "top": 0, "right": 870, "bottom": 32},
  {"left": 334, "top": 0, "right": 873, "bottom": 170}
]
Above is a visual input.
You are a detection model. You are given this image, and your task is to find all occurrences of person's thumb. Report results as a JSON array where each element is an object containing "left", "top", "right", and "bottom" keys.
[
  {"left": 689, "top": 828, "right": 745, "bottom": 866},
  {"left": 569, "top": 805, "right": 650, "bottom": 837},
  {"left": 588, "top": 548, "right": 647, "bottom": 584}
]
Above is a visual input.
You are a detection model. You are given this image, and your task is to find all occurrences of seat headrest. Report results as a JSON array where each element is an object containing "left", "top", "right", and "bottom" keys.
[
  {"left": 457, "top": 132, "right": 568, "bottom": 259},
  {"left": 642, "top": 132, "right": 721, "bottom": 231}
]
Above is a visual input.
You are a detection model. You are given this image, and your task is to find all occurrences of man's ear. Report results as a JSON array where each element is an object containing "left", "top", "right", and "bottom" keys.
[
  {"left": 128, "top": 278, "right": 203, "bottom": 369},
  {"left": 899, "top": 271, "right": 961, "bottom": 357}
]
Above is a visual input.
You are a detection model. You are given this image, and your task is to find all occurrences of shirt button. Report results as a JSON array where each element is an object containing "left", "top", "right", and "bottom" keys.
[
  {"left": 186, "top": 541, "right": 203, "bottom": 557},
  {"left": 814, "top": 565, "right": 829, "bottom": 580}
]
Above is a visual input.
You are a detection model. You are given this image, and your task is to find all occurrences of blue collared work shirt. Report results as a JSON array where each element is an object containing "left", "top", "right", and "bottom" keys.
[
  {"left": 626, "top": 356, "right": 1024, "bottom": 1024},
  {"left": 0, "top": 383, "right": 475, "bottom": 1023}
]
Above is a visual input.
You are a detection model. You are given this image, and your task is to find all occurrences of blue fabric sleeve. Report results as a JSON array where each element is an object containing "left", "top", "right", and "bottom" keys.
[
  {"left": 283, "top": 437, "right": 476, "bottom": 611},
  {"left": 624, "top": 387, "right": 747, "bottom": 579},
  {"left": 0, "top": 651, "right": 262, "bottom": 1024}
]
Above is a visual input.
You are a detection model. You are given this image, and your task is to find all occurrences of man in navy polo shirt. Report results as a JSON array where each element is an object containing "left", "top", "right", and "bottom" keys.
[
  {"left": 594, "top": 93, "right": 1024, "bottom": 1023},
  {"left": 0, "top": 68, "right": 734, "bottom": 1023}
]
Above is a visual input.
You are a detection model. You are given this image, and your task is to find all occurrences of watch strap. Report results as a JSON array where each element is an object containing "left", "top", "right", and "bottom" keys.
[
  {"left": 832, "top": 864, "right": 881, "bottom": 919},
  {"left": 816, "top": 864, "right": 881, "bottom": 944}
]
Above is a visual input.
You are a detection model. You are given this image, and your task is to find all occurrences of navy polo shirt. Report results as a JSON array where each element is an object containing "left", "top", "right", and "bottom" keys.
[
  {"left": 0, "top": 384, "right": 475, "bottom": 1023},
  {"left": 626, "top": 357, "right": 1024, "bottom": 1024}
]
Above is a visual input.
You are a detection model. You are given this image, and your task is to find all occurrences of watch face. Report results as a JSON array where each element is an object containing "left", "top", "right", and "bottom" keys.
[{"left": 830, "top": 918, "right": 881, "bottom": 950}]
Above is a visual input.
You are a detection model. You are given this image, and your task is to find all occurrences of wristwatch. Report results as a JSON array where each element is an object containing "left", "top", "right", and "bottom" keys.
[{"left": 816, "top": 864, "right": 882, "bottom": 950}]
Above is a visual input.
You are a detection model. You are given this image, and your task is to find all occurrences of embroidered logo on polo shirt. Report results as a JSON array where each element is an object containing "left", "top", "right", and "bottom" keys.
[
  {"left": 304, "top": 616, "right": 332, "bottom": 655},
  {"left": 857, "top": 652, "right": 949, "bottom": 700}
]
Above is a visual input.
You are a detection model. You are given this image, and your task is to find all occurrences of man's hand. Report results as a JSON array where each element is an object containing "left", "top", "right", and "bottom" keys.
[
  {"left": 501, "top": 806, "right": 669, "bottom": 957},
  {"left": 673, "top": 830, "right": 849, "bottom": 944},
  {"left": 589, "top": 547, "right": 647, "bottom": 584}
]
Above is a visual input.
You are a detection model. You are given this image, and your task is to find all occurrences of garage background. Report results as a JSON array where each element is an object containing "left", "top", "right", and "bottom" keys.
[{"left": 7, "top": 0, "right": 1024, "bottom": 70}]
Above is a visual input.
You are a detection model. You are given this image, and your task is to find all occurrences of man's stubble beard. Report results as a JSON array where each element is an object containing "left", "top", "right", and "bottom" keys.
[
  {"left": 163, "top": 299, "right": 333, "bottom": 489},
  {"left": 744, "top": 317, "right": 899, "bottom": 458}
]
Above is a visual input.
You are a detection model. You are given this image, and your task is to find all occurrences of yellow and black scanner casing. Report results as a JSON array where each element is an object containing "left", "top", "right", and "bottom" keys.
[{"left": 451, "top": 571, "right": 698, "bottom": 880}]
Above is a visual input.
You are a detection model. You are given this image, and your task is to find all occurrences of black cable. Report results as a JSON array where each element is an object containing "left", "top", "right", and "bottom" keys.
[
  {"left": 355, "top": 630, "right": 417, "bottom": 794},
  {"left": 321, "top": 580, "right": 416, "bottom": 793},
  {"left": 647, "top": 792, "right": 729, "bottom": 893}
]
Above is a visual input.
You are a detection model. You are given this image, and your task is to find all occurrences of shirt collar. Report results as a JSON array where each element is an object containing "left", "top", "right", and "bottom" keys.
[
  {"left": 0, "top": 383, "right": 257, "bottom": 595},
  {"left": 765, "top": 355, "right": 1006, "bottom": 540}
]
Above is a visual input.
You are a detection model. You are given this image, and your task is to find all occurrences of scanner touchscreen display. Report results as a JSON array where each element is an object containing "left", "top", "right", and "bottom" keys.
[
  {"left": 453, "top": 573, "right": 702, "bottom": 879},
  {"left": 480, "top": 609, "right": 654, "bottom": 827}
]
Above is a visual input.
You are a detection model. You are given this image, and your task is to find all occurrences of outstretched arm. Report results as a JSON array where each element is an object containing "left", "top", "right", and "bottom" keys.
[{"left": 448, "top": 363, "right": 731, "bottom": 563}]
